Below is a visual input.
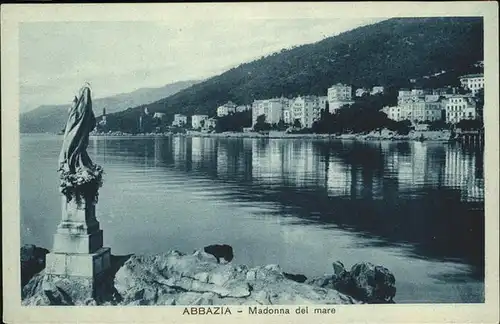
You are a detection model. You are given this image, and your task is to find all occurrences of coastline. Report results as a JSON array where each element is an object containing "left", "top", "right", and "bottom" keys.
[
  {"left": 21, "top": 245, "right": 396, "bottom": 306},
  {"left": 81, "top": 129, "right": 453, "bottom": 142}
]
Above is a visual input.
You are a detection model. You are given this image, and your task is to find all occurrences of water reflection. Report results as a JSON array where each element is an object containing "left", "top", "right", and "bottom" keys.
[
  {"left": 21, "top": 135, "right": 485, "bottom": 302},
  {"left": 95, "top": 137, "right": 484, "bottom": 279}
]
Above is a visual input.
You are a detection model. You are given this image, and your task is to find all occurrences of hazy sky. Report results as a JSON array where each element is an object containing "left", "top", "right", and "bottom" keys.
[{"left": 19, "top": 18, "right": 384, "bottom": 112}]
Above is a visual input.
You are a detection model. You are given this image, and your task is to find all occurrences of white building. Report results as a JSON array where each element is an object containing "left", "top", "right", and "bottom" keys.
[
  {"left": 172, "top": 114, "right": 187, "bottom": 127},
  {"left": 291, "top": 96, "right": 327, "bottom": 128},
  {"left": 355, "top": 88, "right": 368, "bottom": 97},
  {"left": 252, "top": 97, "right": 289, "bottom": 126},
  {"left": 236, "top": 105, "right": 251, "bottom": 113},
  {"left": 191, "top": 114, "right": 208, "bottom": 129},
  {"left": 203, "top": 118, "right": 217, "bottom": 131},
  {"left": 280, "top": 97, "right": 293, "bottom": 124},
  {"left": 384, "top": 92, "right": 446, "bottom": 123},
  {"left": 382, "top": 106, "right": 403, "bottom": 121},
  {"left": 445, "top": 95, "right": 477, "bottom": 124},
  {"left": 153, "top": 112, "right": 166, "bottom": 121},
  {"left": 371, "top": 86, "right": 384, "bottom": 95},
  {"left": 217, "top": 101, "right": 237, "bottom": 117},
  {"left": 327, "top": 83, "right": 354, "bottom": 113},
  {"left": 459, "top": 74, "right": 484, "bottom": 95}
]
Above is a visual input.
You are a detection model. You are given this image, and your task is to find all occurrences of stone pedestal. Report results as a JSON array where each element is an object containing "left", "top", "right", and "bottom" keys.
[{"left": 45, "top": 196, "right": 111, "bottom": 298}]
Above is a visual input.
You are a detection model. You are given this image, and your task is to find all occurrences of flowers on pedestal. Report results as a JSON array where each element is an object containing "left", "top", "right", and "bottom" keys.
[{"left": 58, "top": 164, "right": 104, "bottom": 205}]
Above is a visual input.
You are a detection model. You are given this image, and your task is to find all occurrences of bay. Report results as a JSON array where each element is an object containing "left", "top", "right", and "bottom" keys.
[{"left": 20, "top": 134, "right": 484, "bottom": 303}]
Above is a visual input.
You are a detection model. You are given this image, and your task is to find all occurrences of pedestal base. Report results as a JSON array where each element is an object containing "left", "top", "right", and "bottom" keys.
[
  {"left": 52, "top": 230, "right": 103, "bottom": 254},
  {"left": 45, "top": 247, "right": 111, "bottom": 277}
]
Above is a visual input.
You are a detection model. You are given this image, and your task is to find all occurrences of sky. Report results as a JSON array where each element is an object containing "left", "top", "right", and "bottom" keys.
[{"left": 19, "top": 18, "right": 384, "bottom": 113}]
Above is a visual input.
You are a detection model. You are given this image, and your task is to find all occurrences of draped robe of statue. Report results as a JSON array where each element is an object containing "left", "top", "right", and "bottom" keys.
[{"left": 59, "top": 85, "right": 96, "bottom": 174}]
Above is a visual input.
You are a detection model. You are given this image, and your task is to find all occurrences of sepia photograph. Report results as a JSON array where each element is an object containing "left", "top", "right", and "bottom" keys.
[{"left": 2, "top": 2, "right": 499, "bottom": 324}]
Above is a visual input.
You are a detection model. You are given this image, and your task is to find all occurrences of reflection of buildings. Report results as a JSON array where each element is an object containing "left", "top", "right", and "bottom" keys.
[
  {"left": 191, "top": 137, "right": 204, "bottom": 164},
  {"left": 381, "top": 141, "right": 483, "bottom": 202},
  {"left": 444, "top": 144, "right": 484, "bottom": 201},
  {"left": 173, "top": 136, "right": 188, "bottom": 167},
  {"left": 325, "top": 159, "right": 352, "bottom": 197},
  {"left": 145, "top": 137, "right": 483, "bottom": 204},
  {"left": 252, "top": 140, "right": 284, "bottom": 183}
]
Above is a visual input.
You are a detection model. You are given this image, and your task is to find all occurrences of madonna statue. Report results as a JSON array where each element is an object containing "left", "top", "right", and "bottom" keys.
[{"left": 58, "top": 84, "right": 103, "bottom": 203}]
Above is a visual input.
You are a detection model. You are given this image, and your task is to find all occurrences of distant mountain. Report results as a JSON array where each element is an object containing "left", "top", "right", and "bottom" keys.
[
  {"left": 105, "top": 17, "right": 483, "bottom": 133},
  {"left": 20, "top": 80, "right": 199, "bottom": 133}
]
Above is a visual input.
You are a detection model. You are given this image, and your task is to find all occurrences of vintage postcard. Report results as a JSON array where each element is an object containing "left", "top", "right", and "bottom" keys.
[{"left": 2, "top": 2, "right": 499, "bottom": 323}]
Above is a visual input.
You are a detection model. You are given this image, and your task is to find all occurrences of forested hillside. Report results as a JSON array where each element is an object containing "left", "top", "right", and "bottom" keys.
[{"left": 106, "top": 17, "right": 483, "bottom": 132}]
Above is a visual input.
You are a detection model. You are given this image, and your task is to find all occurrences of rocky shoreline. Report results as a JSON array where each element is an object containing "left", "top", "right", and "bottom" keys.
[
  {"left": 87, "top": 129, "right": 452, "bottom": 142},
  {"left": 21, "top": 244, "right": 396, "bottom": 306}
]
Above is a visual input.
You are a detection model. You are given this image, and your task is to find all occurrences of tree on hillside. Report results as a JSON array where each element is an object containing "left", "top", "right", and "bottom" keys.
[
  {"left": 456, "top": 119, "right": 483, "bottom": 131},
  {"left": 104, "top": 17, "right": 484, "bottom": 133},
  {"left": 428, "top": 119, "right": 450, "bottom": 131},
  {"left": 293, "top": 119, "right": 302, "bottom": 129},
  {"left": 215, "top": 110, "right": 252, "bottom": 133},
  {"left": 474, "top": 88, "right": 484, "bottom": 121},
  {"left": 253, "top": 114, "right": 271, "bottom": 132}
]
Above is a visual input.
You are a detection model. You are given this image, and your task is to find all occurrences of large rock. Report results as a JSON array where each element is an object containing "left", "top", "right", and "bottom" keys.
[
  {"left": 22, "top": 247, "right": 374, "bottom": 306},
  {"left": 22, "top": 271, "right": 95, "bottom": 305},
  {"left": 308, "top": 261, "right": 396, "bottom": 303},
  {"left": 346, "top": 262, "right": 396, "bottom": 303},
  {"left": 21, "top": 244, "right": 49, "bottom": 287},
  {"left": 112, "top": 250, "right": 359, "bottom": 305},
  {"left": 203, "top": 244, "right": 234, "bottom": 263}
]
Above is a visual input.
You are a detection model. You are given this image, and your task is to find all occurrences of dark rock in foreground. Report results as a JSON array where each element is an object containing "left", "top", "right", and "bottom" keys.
[
  {"left": 307, "top": 261, "right": 396, "bottom": 303},
  {"left": 21, "top": 244, "right": 49, "bottom": 288},
  {"left": 21, "top": 245, "right": 396, "bottom": 306},
  {"left": 203, "top": 244, "right": 234, "bottom": 263}
]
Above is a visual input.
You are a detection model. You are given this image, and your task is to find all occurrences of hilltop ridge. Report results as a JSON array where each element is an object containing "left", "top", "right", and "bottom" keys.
[
  {"left": 20, "top": 80, "right": 199, "bottom": 133},
  {"left": 104, "top": 17, "right": 483, "bottom": 133}
]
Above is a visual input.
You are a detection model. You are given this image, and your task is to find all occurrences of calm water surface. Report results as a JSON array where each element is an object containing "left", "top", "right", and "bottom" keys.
[{"left": 20, "top": 134, "right": 485, "bottom": 303}]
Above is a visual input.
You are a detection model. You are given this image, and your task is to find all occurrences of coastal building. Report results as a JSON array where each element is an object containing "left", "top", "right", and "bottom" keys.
[
  {"left": 386, "top": 91, "right": 446, "bottom": 123},
  {"left": 371, "top": 86, "right": 384, "bottom": 95},
  {"left": 236, "top": 105, "right": 251, "bottom": 113},
  {"left": 280, "top": 97, "right": 293, "bottom": 124},
  {"left": 459, "top": 74, "right": 484, "bottom": 95},
  {"left": 217, "top": 101, "right": 237, "bottom": 117},
  {"left": 291, "top": 95, "right": 327, "bottom": 128},
  {"left": 138, "top": 107, "right": 152, "bottom": 133},
  {"left": 172, "top": 113, "right": 188, "bottom": 127},
  {"left": 445, "top": 95, "right": 477, "bottom": 124},
  {"left": 252, "top": 97, "right": 288, "bottom": 126},
  {"left": 431, "top": 87, "right": 458, "bottom": 96},
  {"left": 153, "top": 112, "right": 166, "bottom": 121},
  {"left": 327, "top": 83, "right": 353, "bottom": 114},
  {"left": 191, "top": 114, "right": 208, "bottom": 129},
  {"left": 355, "top": 88, "right": 368, "bottom": 97},
  {"left": 422, "top": 95, "right": 445, "bottom": 122},
  {"left": 203, "top": 118, "right": 217, "bottom": 131},
  {"left": 381, "top": 106, "right": 403, "bottom": 121},
  {"left": 99, "top": 107, "right": 107, "bottom": 126}
]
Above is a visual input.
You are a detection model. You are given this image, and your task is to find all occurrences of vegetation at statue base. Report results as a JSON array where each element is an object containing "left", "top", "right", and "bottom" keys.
[
  {"left": 58, "top": 164, "right": 104, "bottom": 204},
  {"left": 103, "top": 17, "right": 483, "bottom": 134}
]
